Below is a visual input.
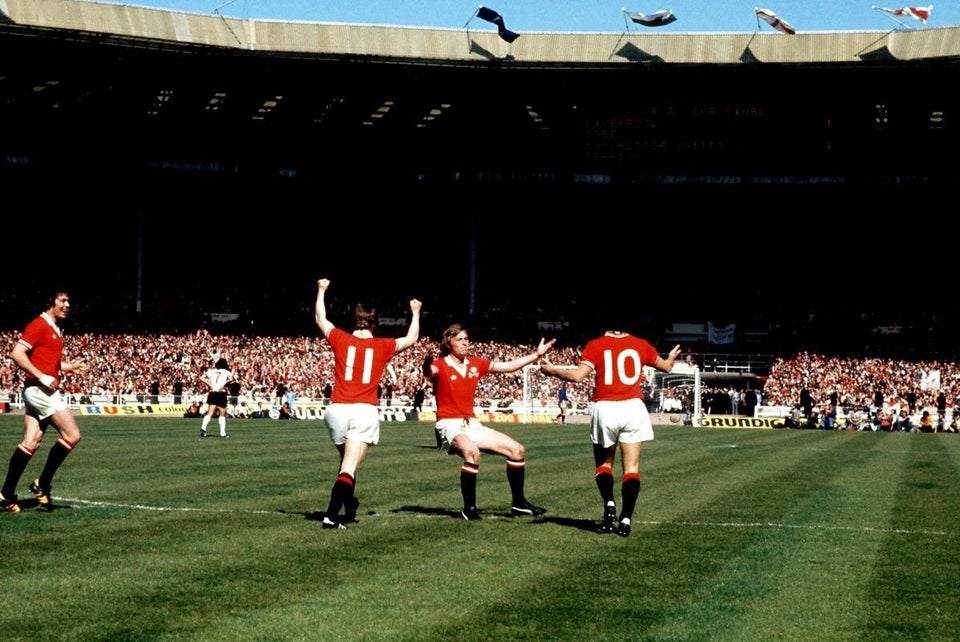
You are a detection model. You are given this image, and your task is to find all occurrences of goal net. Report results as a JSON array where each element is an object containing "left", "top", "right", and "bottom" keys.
[
  {"left": 523, "top": 362, "right": 701, "bottom": 425},
  {"left": 644, "top": 362, "right": 702, "bottom": 427}
]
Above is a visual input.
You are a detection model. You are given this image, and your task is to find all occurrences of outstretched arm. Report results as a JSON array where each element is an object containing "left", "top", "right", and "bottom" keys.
[
  {"left": 395, "top": 298, "right": 422, "bottom": 352},
  {"left": 540, "top": 360, "right": 593, "bottom": 383},
  {"left": 314, "top": 278, "right": 335, "bottom": 338},
  {"left": 490, "top": 337, "right": 556, "bottom": 374}
]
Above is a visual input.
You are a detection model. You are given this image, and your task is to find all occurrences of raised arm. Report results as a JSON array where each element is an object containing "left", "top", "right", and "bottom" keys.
[
  {"left": 395, "top": 298, "right": 422, "bottom": 352},
  {"left": 314, "top": 278, "right": 335, "bottom": 338},
  {"left": 653, "top": 344, "right": 682, "bottom": 374}
]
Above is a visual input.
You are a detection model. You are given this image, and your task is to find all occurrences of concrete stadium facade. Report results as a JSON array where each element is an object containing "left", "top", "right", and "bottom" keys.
[{"left": 2, "top": 0, "right": 958, "bottom": 189}]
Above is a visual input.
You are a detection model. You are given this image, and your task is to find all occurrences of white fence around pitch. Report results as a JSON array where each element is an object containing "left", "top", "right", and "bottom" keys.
[{"left": 0, "top": 391, "right": 584, "bottom": 418}]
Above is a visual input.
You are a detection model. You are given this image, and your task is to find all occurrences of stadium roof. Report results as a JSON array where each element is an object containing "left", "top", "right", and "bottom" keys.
[
  {"left": 2, "top": 0, "right": 958, "bottom": 343},
  {"left": 4, "top": 0, "right": 960, "bottom": 64},
  {"left": 2, "top": 0, "right": 958, "bottom": 184}
]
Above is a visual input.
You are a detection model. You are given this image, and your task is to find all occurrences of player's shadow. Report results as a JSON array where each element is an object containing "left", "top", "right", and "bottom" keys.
[
  {"left": 540, "top": 515, "right": 602, "bottom": 533},
  {"left": 395, "top": 505, "right": 597, "bottom": 530},
  {"left": 21, "top": 497, "right": 67, "bottom": 512},
  {"left": 288, "top": 509, "right": 360, "bottom": 524},
  {"left": 293, "top": 505, "right": 600, "bottom": 532},
  {"left": 395, "top": 505, "right": 537, "bottom": 520},
  {"left": 394, "top": 505, "right": 464, "bottom": 519}
]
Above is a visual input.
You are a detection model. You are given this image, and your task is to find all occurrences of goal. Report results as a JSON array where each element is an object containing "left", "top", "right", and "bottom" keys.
[
  {"left": 523, "top": 362, "right": 701, "bottom": 425},
  {"left": 644, "top": 362, "right": 702, "bottom": 427}
]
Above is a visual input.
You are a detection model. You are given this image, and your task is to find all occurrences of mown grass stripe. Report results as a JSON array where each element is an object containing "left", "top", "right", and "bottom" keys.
[{"left": 0, "top": 417, "right": 956, "bottom": 641}]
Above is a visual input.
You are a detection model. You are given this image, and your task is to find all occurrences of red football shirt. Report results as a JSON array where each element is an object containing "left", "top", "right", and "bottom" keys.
[
  {"left": 580, "top": 333, "right": 659, "bottom": 402},
  {"left": 432, "top": 355, "right": 492, "bottom": 420},
  {"left": 18, "top": 313, "right": 64, "bottom": 387},
  {"left": 327, "top": 327, "right": 397, "bottom": 405}
]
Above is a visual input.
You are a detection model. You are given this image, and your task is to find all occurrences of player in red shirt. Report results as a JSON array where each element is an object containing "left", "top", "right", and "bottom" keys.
[
  {"left": 540, "top": 329, "right": 681, "bottom": 537},
  {"left": 423, "top": 323, "right": 555, "bottom": 521},
  {"left": 1, "top": 290, "right": 89, "bottom": 513},
  {"left": 314, "top": 278, "right": 421, "bottom": 530}
]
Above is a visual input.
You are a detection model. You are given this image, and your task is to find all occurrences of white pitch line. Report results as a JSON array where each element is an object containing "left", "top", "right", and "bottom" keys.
[
  {"left": 58, "top": 497, "right": 277, "bottom": 514},
  {"left": 637, "top": 520, "right": 948, "bottom": 536},
  {"left": 57, "top": 497, "right": 949, "bottom": 536}
]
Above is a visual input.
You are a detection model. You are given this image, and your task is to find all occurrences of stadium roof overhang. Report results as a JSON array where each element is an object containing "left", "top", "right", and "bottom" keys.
[
  {"left": 6, "top": 0, "right": 960, "bottom": 64},
  {"left": 2, "top": 0, "right": 960, "bottom": 185}
]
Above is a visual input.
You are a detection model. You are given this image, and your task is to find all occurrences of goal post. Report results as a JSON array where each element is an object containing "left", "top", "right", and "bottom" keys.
[
  {"left": 523, "top": 363, "right": 578, "bottom": 416},
  {"left": 644, "top": 362, "right": 702, "bottom": 427},
  {"left": 523, "top": 362, "right": 701, "bottom": 425}
]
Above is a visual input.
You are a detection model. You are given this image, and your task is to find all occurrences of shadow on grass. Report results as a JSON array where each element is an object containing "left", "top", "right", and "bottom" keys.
[
  {"left": 299, "top": 511, "right": 362, "bottom": 525},
  {"left": 539, "top": 515, "right": 601, "bottom": 533},
  {"left": 283, "top": 505, "right": 599, "bottom": 532},
  {"left": 18, "top": 497, "right": 64, "bottom": 512},
  {"left": 394, "top": 504, "right": 464, "bottom": 520},
  {"left": 275, "top": 509, "right": 357, "bottom": 524},
  {"left": 394, "top": 505, "right": 599, "bottom": 532}
]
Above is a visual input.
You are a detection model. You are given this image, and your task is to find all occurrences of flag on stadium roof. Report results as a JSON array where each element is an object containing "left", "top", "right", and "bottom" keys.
[
  {"left": 625, "top": 9, "right": 677, "bottom": 28},
  {"left": 755, "top": 8, "right": 796, "bottom": 34},
  {"left": 872, "top": 5, "right": 933, "bottom": 23},
  {"left": 476, "top": 6, "right": 520, "bottom": 43}
]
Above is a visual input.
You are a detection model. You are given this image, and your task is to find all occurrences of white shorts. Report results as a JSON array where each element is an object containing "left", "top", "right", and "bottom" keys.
[
  {"left": 435, "top": 418, "right": 493, "bottom": 452},
  {"left": 23, "top": 385, "right": 68, "bottom": 421},
  {"left": 589, "top": 399, "right": 654, "bottom": 448},
  {"left": 323, "top": 403, "right": 381, "bottom": 446}
]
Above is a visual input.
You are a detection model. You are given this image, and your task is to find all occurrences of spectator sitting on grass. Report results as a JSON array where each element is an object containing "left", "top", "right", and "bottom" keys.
[{"left": 184, "top": 401, "right": 201, "bottom": 418}]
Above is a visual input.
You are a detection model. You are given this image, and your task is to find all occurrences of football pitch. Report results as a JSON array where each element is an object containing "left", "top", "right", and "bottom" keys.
[{"left": 0, "top": 416, "right": 957, "bottom": 641}]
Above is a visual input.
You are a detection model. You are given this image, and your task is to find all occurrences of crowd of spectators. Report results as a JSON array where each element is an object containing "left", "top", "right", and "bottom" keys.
[
  {"left": 762, "top": 351, "right": 959, "bottom": 413},
  {"left": 0, "top": 329, "right": 592, "bottom": 410},
  {"left": 761, "top": 351, "right": 960, "bottom": 431},
  {"left": 4, "top": 325, "right": 960, "bottom": 427}
]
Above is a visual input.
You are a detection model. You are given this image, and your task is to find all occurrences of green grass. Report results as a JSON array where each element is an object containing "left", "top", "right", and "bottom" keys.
[{"left": 0, "top": 416, "right": 958, "bottom": 641}]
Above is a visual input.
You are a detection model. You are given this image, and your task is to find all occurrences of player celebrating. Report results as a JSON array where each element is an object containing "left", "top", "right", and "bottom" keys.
[
  {"left": 540, "top": 325, "right": 681, "bottom": 537},
  {"left": 314, "top": 278, "right": 421, "bottom": 530},
  {"left": 423, "top": 323, "right": 554, "bottom": 521}
]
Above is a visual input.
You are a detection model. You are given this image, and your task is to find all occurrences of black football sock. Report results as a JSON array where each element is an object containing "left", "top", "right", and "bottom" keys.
[
  {"left": 2, "top": 445, "right": 33, "bottom": 498},
  {"left": 620, "top": 473, "right": 641, "bottom": 521},
  {"left": 324, "top": 472, "right": 355, "bottom": 519},
  {"left": 460, "top": 462, "right": 478, "bottom": 508},
  {"left": 506, "top": 459, "right": 526, "bottom": 505},
  {"left": 594, "top": 464, "right": 615, "bottom": 506},
  {"left": 38, "top": 437, "right": 76, "bottom": 489}
]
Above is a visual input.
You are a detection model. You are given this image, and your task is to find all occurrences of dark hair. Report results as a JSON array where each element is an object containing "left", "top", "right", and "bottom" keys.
[
  {"left": 215, "top": 358, "right": 229, "bottom": 369},
  {"left": 354, "top": 304, "right": 378, "bottom": 332},
  {"left": 47, "top": 290, "right": 69, "bottom": 309}
]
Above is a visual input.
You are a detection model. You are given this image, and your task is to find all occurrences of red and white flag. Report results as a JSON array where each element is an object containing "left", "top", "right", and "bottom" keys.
[
  {"left": 755, "top": 8, "right": 796, "bottom": 34},
  {"left": 873, "top": 5, "right": 933, "bottom": 23}
]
